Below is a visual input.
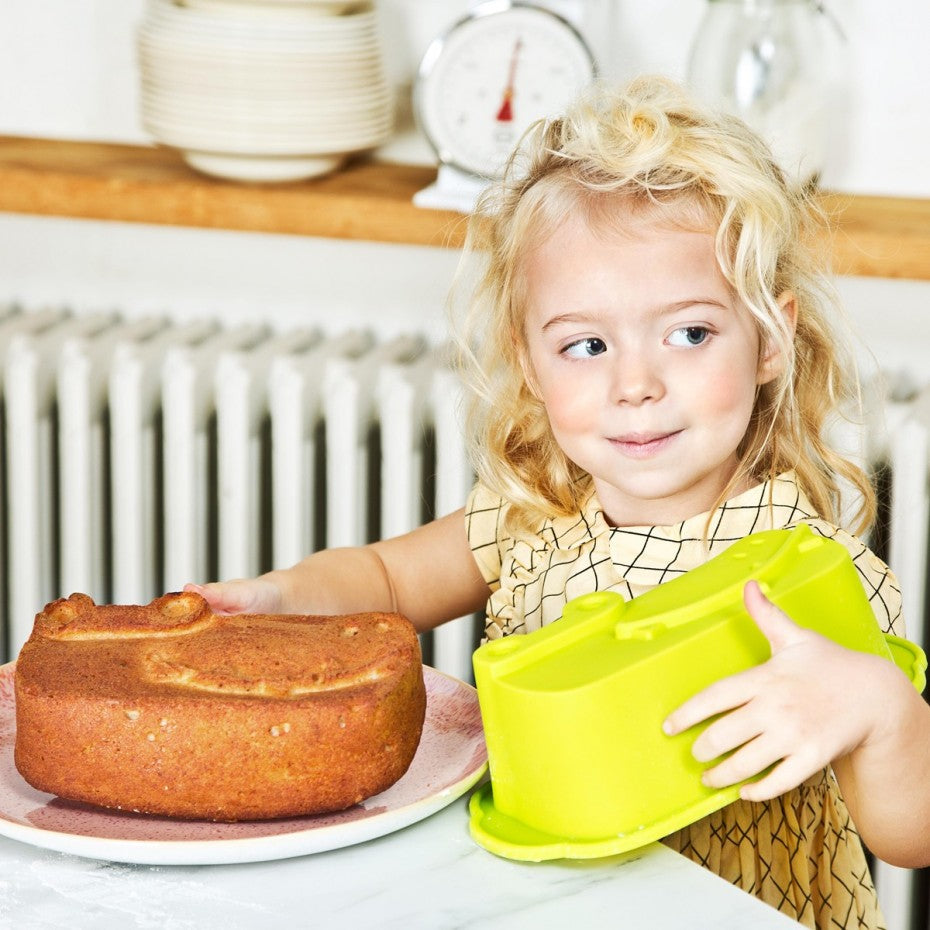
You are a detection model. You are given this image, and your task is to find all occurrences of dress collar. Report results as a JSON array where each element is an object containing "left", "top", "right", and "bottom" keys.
[
  {"left": 541, "top": 470, "right": 817, "bottom": 561},
  {"left": 600, "top": 471, "right": 820, "bottom": 584}
]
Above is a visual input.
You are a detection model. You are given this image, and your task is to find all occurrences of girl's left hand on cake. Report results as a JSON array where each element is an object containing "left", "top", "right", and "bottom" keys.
[
  {"left": 184, "top": 577, "right": 284, "bottom": 616},
  {"left": 662, "top": 580, "right": 897, "bottom": 801}
]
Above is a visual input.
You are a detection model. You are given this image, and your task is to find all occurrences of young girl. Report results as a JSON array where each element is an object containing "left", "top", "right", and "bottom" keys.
[{"left": 187, "top": 76, "right": 930, "bottom": 929}]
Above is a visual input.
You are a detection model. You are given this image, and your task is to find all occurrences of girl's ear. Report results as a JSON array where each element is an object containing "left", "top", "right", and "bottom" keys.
[{"left": 757, "top": 291, "right": 798, "bottom": 385}]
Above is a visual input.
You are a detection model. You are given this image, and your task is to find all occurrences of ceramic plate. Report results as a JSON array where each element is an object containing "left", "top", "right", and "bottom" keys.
[{"left": 0, "top": 664, "right": 487, "bottom": 865}]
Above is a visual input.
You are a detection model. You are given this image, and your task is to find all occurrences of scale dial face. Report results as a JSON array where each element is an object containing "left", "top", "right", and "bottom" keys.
[{"left": 415, "top": 1, "right": 596, "bottom": 180}]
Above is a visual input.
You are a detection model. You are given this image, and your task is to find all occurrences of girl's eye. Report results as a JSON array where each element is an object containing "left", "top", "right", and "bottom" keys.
[
  {"left": 562, "top": 337, "right": 607, "bottom": 359},
  {"left": 667, "top": 326, "right": 710, "bottom": 347}
]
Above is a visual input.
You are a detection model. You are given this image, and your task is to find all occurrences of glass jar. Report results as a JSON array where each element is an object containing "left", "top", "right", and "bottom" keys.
[{"left": 686, "top": 0, "right": 845, "bottom": 187}]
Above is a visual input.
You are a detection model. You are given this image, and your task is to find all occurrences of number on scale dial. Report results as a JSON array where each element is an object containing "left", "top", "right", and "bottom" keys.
[{"left": 415, "top": 2, "right": 596, "bottom": 180}]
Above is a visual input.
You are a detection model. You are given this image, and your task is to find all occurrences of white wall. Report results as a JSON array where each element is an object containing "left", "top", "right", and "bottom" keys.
[
  {"left": 0, "top": 212, "right": 461, "bottom": 340},
  {"left": 0, "top": 0, "right": 925, "bottom": 359},
  {"left": 0, "top": 0, "right": 926, "bottom": 198}
]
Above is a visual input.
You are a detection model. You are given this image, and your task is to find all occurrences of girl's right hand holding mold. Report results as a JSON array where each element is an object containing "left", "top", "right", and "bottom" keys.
[{"left": 663, "top": 580, "right": 930, "bottom": 868}]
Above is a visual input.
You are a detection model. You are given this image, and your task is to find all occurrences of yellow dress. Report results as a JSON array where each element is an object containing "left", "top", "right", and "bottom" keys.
[{"left": 465, "top": 472, "right": 902, "bottom": 930}]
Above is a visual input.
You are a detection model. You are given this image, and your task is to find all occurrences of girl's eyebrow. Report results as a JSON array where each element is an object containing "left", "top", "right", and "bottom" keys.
[
  {"left": 540, "top": 298, "right": 730, "bottom": 331},
  {"left": 540, "top": 311, "right": 599, "bottom": 331},
  {"left": 663, "top": 298, "right": 731, "bottom": 315}
]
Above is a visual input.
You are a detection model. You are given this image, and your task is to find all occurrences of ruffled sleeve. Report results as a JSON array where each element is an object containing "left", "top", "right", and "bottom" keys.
[{"left": 464, "top": 483, "right": 510, "bottom": 591}]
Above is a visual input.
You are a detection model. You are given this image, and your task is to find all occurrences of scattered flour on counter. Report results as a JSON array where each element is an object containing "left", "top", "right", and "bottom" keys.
[{"left": 0, "top": 846, "right": 280, "bottom": 929}]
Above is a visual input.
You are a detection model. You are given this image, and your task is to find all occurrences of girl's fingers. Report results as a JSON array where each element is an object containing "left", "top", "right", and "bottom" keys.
[
  {"left": 738, "top": 768, "right": 792, "bottom": 803},
  {"left": 687, "top": 704, "right": 821, "bottom": 793},
  {"left": 689, "top": 703, "right": 766, "bottom": 763},
  {"left": 742, "top": 580, "right": 802, "bottom": 651},
  {"left": 737, "top": 753, "right": 819, "bottom": 802},
  {"left": 663, "top": 582, "right": 807, "bottom": 737},
  {"left": 698, "top": 732, "right": 782, "bottom": 789},
  {"left": 663, "top": 667, "right": 761, "bottom": 736},
  {"left": 182, "top": 582, "right": 241, "bottom": 614},
  {"left": 663, "top": 580, "right": 859, "bottom": 797},
  {"left": 700, "top": 734, "right": 820, "bottom": 799},
  {"left": 183, "top": 579, "right": 281, "bottom": 615}
]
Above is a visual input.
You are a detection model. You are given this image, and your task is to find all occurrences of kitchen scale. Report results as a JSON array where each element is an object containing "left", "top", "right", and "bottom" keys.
[{"left": 412, "top": 0, "right": 597, "bottom": 213}]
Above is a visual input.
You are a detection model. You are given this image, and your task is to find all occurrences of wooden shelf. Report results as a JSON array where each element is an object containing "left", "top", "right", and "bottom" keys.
[{"left": 0, "top": 136, "right": 928, "bottom": 280}]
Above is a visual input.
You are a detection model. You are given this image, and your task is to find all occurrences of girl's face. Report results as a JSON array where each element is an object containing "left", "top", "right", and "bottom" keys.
[{"left": 521, "top": 211, "right": 786, "bottom": 527}]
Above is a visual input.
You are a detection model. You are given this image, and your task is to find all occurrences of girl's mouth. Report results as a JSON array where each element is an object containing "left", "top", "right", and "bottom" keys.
[{"left": 609, "top": 431, "right": 681, "bottom": 459}]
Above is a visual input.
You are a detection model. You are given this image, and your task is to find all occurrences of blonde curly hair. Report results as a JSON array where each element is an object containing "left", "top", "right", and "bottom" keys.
[{"left": 451, "top": 75, "right": 874, "bottom": 535}]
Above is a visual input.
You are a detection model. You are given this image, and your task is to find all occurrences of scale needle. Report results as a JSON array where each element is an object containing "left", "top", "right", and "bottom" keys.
[{"left": 495, "top": 37, "right": 523, "bottom": 122}]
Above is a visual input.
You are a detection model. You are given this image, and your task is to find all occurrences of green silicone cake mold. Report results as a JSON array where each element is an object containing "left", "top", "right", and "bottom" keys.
[{"left": 470, "top": 524, "right": 926, "bottom": 861}]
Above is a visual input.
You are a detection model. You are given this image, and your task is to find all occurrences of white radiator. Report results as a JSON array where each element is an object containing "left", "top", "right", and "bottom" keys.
[
  {"left": 0, "top": 304, "right": 927, "bottom": 927},
  {"left": 871, "top": 383, "right": 930, "bottom": 930},
  {"left": 0, "top": 304, "right": 478, "bottom": 683}
]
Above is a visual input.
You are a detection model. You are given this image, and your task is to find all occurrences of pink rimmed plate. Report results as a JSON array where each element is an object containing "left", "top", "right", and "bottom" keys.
[{"left": 0, "top": 663, "right": 486, "bottom": 865}]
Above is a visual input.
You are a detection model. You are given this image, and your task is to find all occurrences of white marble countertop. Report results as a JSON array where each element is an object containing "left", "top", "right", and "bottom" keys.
[{"left": 0, "top": 795, "right": 802, "bottom": 930}]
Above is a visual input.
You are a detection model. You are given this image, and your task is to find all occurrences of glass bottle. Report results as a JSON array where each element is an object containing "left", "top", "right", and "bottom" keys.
[{"left": 686, "top": 0, "right": 845, "bottom": 188}]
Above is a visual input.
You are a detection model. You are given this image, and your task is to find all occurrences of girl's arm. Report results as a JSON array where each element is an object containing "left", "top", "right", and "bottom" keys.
[
  {"left": 662, "top": 581, "right": 930, "bottom": 868},
  {"left": 186, "top": 508, "right": 491, "bottom": 634},
  {"left": 830, "top": 660, "right": 930, "bottom": 868}
]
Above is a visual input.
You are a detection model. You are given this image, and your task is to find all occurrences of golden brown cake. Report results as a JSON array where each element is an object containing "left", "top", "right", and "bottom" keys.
[{"left": 14, "top": 592, "right": 427, "bottom": 821}]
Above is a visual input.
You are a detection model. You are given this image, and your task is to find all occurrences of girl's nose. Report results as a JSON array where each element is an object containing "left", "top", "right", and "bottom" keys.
[{"left": 611, "top": 354, "right": 664, "bottom": 405}]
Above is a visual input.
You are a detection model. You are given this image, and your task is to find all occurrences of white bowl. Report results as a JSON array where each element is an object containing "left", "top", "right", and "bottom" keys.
[
  {"left": 143, "top": 2, "right": 378, "bottom": 40},
  {"left": 139, "top": 24, "right": 381, "bottom": 52},
  {"left": 142, "top": 112, "right": 393, "bottom": 153},
  {"left": 139, "top": 69, "right": 392, "bottom": 97},
  {"left": 181, "top": 149, "right": 346, "bottom": 182},
  {"left": 139, "top": 90, "right": 394, "bottom": 132},
  {"left": 139, "top": 38, "right": 382, "bottom": 62},
  {"left": 136, "top": 0, "right": 393, "bottom": 182},
  {"left": 178, "top": 0, "right": 372, "bottom": 16},
  {"left": 140, "top": 86, "right": 393, "bottom": 115}
]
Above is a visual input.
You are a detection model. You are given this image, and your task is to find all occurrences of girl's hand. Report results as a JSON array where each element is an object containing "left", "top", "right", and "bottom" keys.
[
  {"left": 662, "top": 580, "right": 898, "bottom": 802},
  {"left": 183, "top": 577, "right": 285, "bottom": 616}
]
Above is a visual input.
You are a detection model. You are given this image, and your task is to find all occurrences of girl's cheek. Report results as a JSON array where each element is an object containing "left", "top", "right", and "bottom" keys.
[
  {"left": 540, "top": 385, "right": 596, "bottom": 433},
  {"left": 696, "top": 365, "right": 757, "bottom": 411}
]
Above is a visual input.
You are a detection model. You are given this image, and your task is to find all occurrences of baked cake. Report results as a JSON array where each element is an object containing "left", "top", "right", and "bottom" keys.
[{"left": 14, "top": 592, "right": 427, "bottom": 821}]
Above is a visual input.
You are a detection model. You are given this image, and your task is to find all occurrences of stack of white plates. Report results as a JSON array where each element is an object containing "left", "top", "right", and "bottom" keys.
[{"left": 137, "top": 0, "right": 394, "bottom": 182}]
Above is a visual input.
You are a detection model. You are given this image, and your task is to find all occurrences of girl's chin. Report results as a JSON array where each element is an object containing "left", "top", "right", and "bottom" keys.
[{"left": 592, "top": 474, "right": 739, "bottom": 526}]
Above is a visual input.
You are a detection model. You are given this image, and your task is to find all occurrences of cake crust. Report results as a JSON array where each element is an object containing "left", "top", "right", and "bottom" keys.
[{"left": 14, "top": 592, "right": 427, "bottom": 821}]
